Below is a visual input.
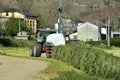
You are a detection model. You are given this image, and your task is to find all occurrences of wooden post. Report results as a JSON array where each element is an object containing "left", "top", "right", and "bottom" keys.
[{"left": 107, "top": 16, "right": 110, "bottom": 47}]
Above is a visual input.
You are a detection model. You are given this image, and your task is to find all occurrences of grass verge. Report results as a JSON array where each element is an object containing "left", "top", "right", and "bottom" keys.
[
  {"left": 102, "top": 46, "right": 120, "bottom": 57},
  {"left": 41, "top": 59, "right": 106, "bottom": 80},
  {"left": 37, "top": 59, "right": 72, "bottom": 80},
  {"left": 92, "top": 45, "right": 120, "bottom": 57},
  {"left": 0, "top": 47, "right": 30, "bottom": 57},
  {"left": 36, "top": 58, "right": 102, "bottom": 80}
]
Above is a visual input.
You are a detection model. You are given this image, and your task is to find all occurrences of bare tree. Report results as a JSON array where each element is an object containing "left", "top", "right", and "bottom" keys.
[{"left": 103, "top": 0, "right": 112, "bottom": 46}]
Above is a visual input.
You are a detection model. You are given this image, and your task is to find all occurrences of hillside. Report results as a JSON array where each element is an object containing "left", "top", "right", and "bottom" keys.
[{"left": 0, "top": 0, "right": 120, "bottom": 31}]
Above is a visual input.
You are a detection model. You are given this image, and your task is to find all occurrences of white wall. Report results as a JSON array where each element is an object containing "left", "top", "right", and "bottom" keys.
[{"left": 77, "top": 22, "right": 99, "bottom": 41}]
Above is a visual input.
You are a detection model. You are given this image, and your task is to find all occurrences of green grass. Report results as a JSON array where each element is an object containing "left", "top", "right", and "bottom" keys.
[
  {"left": 40, "top": 59, "right": 105, "bottom": 80},
  {"left": 38, "top": 59, "right": 73, "bottom": 79},
  {"left": 51, "top": 71, "right": 102, "bottom": 80},
  {"left": 0, "top": 47, "right": 30, "bottom": 57},
  {"left": 86, "top": 40, "right": 120, "bottom": 57},
  {"left": 102, "top": 46, "right": 120, "bottom": 57},
  {"left": 93, "top": 45, "right": 120, "bottom": 57}
]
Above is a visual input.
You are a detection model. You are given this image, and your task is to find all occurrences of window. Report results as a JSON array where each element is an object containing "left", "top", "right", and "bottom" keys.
[
  {"left": 33, "top": 21, "right": 34, "bottom": 26},
  {"left": 6, "top": 12, "right": 9, "bottom": 16},
  {"left": 30, "top": 21, "right": 32, "bottom": 26}
]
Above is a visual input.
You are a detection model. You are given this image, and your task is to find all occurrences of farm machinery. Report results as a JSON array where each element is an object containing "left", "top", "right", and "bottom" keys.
[{"left": 30, "top": 28, "right": 65, "bottom": 58}]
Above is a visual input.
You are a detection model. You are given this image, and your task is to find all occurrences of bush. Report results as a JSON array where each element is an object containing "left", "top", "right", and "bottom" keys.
[
  {"left": 86, "top": 40, "right": 107, "bottom": 46},
  {"left": 111, "top": 38, "right": 120, "bottom": 47},
  {"left": 0, "top": 38, "right": 12, "bottom": 47},
  {"left": 90, "top": 38, "right": 120, "bottom": 47},
  {"left": 52, "top": 42, "right": 120, "bottom": 80},
  {"left": 0, "top": 38, "right": 34, "bottom": 47}
]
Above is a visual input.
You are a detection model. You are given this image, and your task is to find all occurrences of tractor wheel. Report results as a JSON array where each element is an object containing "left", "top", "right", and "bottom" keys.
[
  {"left": 30, "top": 46, "right": 34, "bottom": 57},
  {"left": 35, "top": 43, "right": 42, "bottom": 57}
]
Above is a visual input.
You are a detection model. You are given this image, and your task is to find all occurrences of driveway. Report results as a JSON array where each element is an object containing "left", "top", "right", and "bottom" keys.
[{"left": 0, "top": 55, "right": 50, "bottom": 80}]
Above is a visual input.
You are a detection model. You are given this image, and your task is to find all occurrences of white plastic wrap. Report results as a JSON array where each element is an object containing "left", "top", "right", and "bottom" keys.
[
  {"left": 101, "top": 28, "right": 106, "bottom": 34},
  {"left": 46, "top": 33, "right": 65, "bottom": 46}
]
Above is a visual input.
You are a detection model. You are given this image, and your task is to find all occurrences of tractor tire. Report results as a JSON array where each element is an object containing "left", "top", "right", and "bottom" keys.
[
  {"left": 30, "top": 46, "right": 35, "bottom": 57},
  {"left": 35, "top": 43, "right": 42, "bottom": 57}
]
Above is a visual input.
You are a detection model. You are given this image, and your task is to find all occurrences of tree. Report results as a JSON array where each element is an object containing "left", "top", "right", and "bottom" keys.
[{"left": 5, "top": 18, "right": 29, "bottom": 36}]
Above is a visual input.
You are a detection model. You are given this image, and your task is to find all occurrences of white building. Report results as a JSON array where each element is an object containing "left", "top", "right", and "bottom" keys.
[{"left": 77, "top": 22, "right": 100, "bottom": 41}]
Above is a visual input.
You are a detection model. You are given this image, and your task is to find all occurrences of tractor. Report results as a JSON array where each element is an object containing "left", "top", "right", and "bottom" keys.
[{"left": 30, "top": 28, "right": 65, "bottom": 58}]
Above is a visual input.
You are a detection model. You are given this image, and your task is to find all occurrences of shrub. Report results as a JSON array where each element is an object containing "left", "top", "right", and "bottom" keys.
[
  {"left": 52, "top": 42, "right": 120, "bottom": 80},
  {"left": 0, "top": 38, "right": 34, "bottom": 47},
  {"left": 111, "top": 38, "right": 120, "bottom": 47},
  {"left": 0, "top": 38, "right": 12, "bottom": 46},
  {"left": 86, "top": 40, "right": 107, "bottom": 46}
]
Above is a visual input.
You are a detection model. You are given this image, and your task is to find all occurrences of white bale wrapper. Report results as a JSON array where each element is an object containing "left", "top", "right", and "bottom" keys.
[{"left": 46, "top": 33, "right": 65, "bottom": 46}]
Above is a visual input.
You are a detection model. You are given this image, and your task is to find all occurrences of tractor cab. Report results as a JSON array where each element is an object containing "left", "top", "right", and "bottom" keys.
[
  {"left": 37, "top": 28, "right": 57, "bottom": 45},
  {"left": 30, "top": 28, "right": 56, "bottom": 57}
]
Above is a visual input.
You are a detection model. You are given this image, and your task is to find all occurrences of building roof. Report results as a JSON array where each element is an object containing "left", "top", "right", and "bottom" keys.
[
  {"left": 78, "top": 22, "right": 98, "bottom": 29},
  {"left": 74, "top": 19, "right": 84, "bottom": 23},
  {"left": 113, "top": 31, "right": 120, "bottom": 34},
  {"left": 5, "top": 8, "right": 37, "bottom": 18},
  {"left": 92, "top": 21, "right": 112, "bottom": 30},
  {"left": 92, "top": 22, "right": 107, "bottom": 28}
]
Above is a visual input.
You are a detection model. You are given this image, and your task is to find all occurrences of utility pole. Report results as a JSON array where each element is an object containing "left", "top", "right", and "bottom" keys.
[
  {"left": 19, "top": 17, "right": 21, "bottom": 33},
  {"left": 19, "top": 9, "right": 22, "bottom": 33},
  {"left": 104, "top": 0, "right": 111, "bottom": 47},
  {"left": 58, "top": 0, "right": 63, "bottom": 33},
  {"left": 107, "top": 15, "right": 110, "bottom": 47}
]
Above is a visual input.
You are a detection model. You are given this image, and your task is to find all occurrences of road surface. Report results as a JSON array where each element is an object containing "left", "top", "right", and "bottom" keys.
[{"left": 0, "top": 55, "right": 50, "bottom": 80}]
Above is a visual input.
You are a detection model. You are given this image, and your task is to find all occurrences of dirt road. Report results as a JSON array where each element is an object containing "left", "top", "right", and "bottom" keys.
[{"left": 0, "top": 55, "right": 50, "bottom": 80}]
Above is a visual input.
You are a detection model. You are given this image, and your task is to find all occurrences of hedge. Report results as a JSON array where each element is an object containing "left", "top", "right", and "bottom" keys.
[
  {"left": 111, "top": 38, "right": 120, "bottom": 47},
  {"left": 0, "top": 38, "right": 34, "bottom": 47},
  {"left": 52, "top": 42, "right": 120, "bottom": 80}
]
